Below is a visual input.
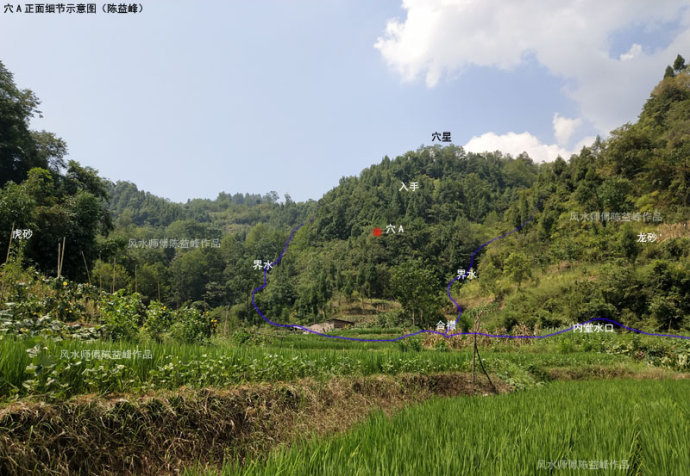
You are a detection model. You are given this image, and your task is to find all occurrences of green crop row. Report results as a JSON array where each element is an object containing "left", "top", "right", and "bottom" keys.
[
  {"left": 1, "top": 328, "right": 677, "bottom": 401},
  {"left": 0, "top": 337, "right": 477, "bottom": 400},
  {"left": 205, "top": 378, "right": 690, "bottom": 475}
]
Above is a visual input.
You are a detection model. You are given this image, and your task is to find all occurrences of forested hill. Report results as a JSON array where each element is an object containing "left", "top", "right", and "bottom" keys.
[
  {"left": 1, "top": 56, "right": 689, "bottom": 332},
  {"left": 107, "top": 147, "right": 538, "bottom": 233},
  {"left": 254, "top": 58, "right": 690, "bottom": 331},
  {"left": 107, "top": 180, "right": 312, "bottom": 228},
  {"left": 101, "top": 145, "right": 541, "bottom": 320},
  {"left": 313, "top": 148, "right": 537, "bottom": 240}
]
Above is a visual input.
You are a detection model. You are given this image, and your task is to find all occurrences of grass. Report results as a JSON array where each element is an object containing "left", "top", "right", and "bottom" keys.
[
  {"left": 196, "top": 378, "right": 690, "bottom": 475},
  {"left": 0, "top": 371, "right": 498, "bottom": 475},
  {"left": 0, "top": 337, "right": 477, "bottom": 399},
  {"left": 3, "top": 327, "right": 688, "bottom": 400}
]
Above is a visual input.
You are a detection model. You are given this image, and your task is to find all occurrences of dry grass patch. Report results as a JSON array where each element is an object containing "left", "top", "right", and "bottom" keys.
[{"left": 0, "top": 372, "right": 500, "bottom": 475}]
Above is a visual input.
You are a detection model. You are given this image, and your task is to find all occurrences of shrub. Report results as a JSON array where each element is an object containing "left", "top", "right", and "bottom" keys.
[
  {"left": 397, "top": 336, "right": 422, "bottom": 352},
  {"left": 396, "top": 338, "right": 411, "bottom": 352},
  {"left": 434, "top": 338, "right": 449, "bottom": 352},
  {"left": 100, "top": 290, "right": 144, "bottom": 341},
  {"left": 408, "top": 335, "right": 423, "bottom": 352},
  {"left": 170, "top": 307, "right": 216, "bottom": 344},
  {"left": 377, "top": 308, "right": 404, "bottom": 328},
  {"left": 43, "top": 278, "right": 98, "bottom": 322},
  {"left": 558, "top": 338, "right": 575, "bottom": 354},
  {"left": 143, "top": 301, "right": 173, "bottom": 342},
  {"left": 232, "top": 328, "right": 253, "bottom": 345}
]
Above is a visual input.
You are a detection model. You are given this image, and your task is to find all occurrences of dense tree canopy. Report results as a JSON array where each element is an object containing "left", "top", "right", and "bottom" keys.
[{"left": 2, "top": 55, "right": 690, "bottom": 332}]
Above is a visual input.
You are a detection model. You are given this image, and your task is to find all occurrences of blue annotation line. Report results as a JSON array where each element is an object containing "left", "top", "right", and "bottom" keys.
[{"left": 251, "top": 202, "right": 690, "bottom": 341}]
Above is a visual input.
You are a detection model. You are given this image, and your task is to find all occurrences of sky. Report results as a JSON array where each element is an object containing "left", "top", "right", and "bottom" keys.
[{"left": 1, "top": 0, "right": 689, "bottom": 203}]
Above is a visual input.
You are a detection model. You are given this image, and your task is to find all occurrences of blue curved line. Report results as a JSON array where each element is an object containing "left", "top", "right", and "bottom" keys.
[
  {"left": 251, "top": 202, "right": 690, "bottom": 341},
  {"left": 448, "top": 204, "right": 539, "bottom": 325}
]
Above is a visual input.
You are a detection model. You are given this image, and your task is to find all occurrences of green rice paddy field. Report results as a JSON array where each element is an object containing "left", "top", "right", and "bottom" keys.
[{"left": 190, "top": 378, "right": 690, "bottom": 476}]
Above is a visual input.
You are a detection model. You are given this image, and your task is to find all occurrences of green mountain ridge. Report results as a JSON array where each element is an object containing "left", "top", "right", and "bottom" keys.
[{"left": 1, "top": 58, "right": 689, "bottom": 333}]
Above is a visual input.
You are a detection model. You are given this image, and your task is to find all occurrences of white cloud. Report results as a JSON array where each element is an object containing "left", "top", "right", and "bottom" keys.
[
  {"left": 620, "top": 43, "right": 643, "bottom": 62},
  {"left": 375, "top": 1, "right": 690, "bottom": 135},
  {"left": 464, "top": 131, "right": 596, "bottom": 163},
  {"left": 553, "top": 113, "right": 582, "bottom": 147}
]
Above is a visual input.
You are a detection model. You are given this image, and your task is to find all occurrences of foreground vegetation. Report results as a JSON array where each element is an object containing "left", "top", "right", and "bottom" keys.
[
  {"left": 0, "top": 372, "right": 502, "bottom": 475},
  {"left": 195, "top": 378, "right": 690, "bottom": 475},
  {"left": 2, "top": 326, "right": 688, "bottom": 401},
  {"left": 3, "top": 253, "right": 687, "bottom": 403}
]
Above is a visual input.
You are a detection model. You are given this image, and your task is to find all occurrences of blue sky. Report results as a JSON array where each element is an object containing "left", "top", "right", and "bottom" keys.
[{"left": 1, "top": 0, "right": 688, "bottom": 203}]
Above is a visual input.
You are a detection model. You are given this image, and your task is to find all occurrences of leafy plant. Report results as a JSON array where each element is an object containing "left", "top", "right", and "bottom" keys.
[
  {"left": 170, "top": 307, "right": 216, "bottom": 344},
  {"left": 100, "top": 290, "right": 145, "bottom": 341},
  {"left": 143, "top": 300, "right": 174, "bottom": 342}
]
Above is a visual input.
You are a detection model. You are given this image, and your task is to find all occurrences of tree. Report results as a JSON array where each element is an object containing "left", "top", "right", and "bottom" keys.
[
  {"left": 599, "top": 177, "right": 632, "bottom": 213},
  {"left": 574, "top": 168, "right": 603, "bottom": 210},
  {"left": 620, "top": 225, "right": 639, "bottom": 266},
  {"left": 0, "top": 61, "right": 67, "bottom": 186},
  {"left": 504, "top": 252, "right": 531, "bottom": 289},
  {"left": 463, "top": 173, "right": 491, "bottom": 222},
  {"left": 390, "top": 260, "right": 441, "bottom": 328},
  {"left": 263, "top": 191, "right": 279, "bottom": 204},
  {"left": 664, "top": 65, "right": 676, "bottom": 79},
  {"left": 0, "top": 62, "right": 111, "bottom": 278},
  {"left": 92, "top": 259, "right": 130, "bottom": 292},
  {"left": 170, "top": 248, "right": 224, "bottom": 306},
  {"left": 649, "top": 294, "right": 683, "bottom": 331},
  {"left": 552, "top": 156, "right": 567, "bottom": 178},
  {"left": 673, "top": 54, "right": 686, "bottom": 73}
]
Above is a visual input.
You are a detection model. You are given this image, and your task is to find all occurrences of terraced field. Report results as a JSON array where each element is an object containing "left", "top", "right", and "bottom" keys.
[{"left": 199, "top": 379, "right": 690, "bottom": 476}]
